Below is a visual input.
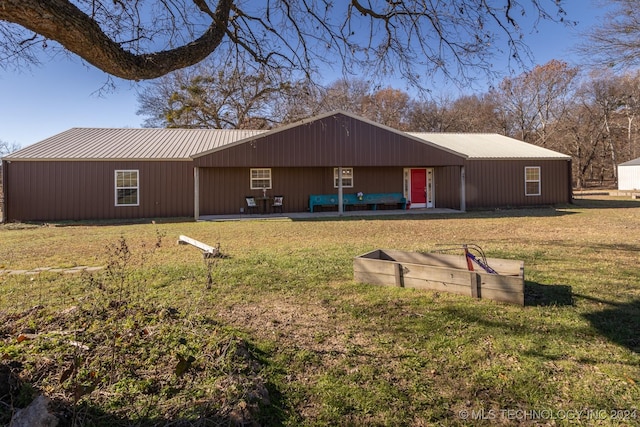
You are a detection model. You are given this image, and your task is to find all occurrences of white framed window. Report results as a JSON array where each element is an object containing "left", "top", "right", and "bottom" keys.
[
  {"left": 115, "top": 170, "right": 139, "bottom": 206},
  {"left": 250, "top": 168, "right": 272, "bottom": 190},
  {"left": 333, "top": 167, "right": 354, "bottom": 188},
  {"left": 525, "top": 166, "right": 541, "bottom": 196}
]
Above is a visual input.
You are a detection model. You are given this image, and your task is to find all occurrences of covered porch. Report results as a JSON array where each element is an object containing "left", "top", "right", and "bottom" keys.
[
  {"left": 197, "top": 206, "right": 463, "bottom": 222},
  {"left": 190, "top": 111, "right": 467, "bottom": 219}
]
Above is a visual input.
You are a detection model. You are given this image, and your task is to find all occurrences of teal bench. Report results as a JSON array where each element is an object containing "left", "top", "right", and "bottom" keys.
[{"left": 309, "top": 193, "right": 407, "bottom": 212}]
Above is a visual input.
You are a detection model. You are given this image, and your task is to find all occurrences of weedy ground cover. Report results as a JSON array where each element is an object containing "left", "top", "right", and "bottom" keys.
[{"left": 0, "top": 197, "right": 639, "bottom": 426}]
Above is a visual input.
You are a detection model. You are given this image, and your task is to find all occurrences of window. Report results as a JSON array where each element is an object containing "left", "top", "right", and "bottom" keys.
[
  {"left": 333, "top": 167, "right": 354, "bottom": 188},
  {"left": 115, "top": 170, "right": 139, "bottom": 206},
  {"left": 525, "top": 167, "right": 541, "bottom": 196},
  {"left": 250, "top": 168, "right": 272, "bottom": 190}
]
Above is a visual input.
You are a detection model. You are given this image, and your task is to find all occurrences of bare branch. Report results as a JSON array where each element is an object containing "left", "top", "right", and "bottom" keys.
[
  {"left": 0, "top": 0, "right": 570, "bottom": 86},
  {"left": 0, "top": 0, "right": 233, "bottom": 80},
  {"left": 577, "top": 0, "right": 640, "bottom": 70}
]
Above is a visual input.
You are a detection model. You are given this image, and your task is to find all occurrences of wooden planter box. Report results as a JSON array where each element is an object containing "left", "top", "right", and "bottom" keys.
[{"left": 354, "top": 249, "right": 525, "bottom": 305}]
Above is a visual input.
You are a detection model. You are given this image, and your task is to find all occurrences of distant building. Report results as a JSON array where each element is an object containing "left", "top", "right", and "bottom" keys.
[{"left": 618, "top": 157, "right": 640, "bottom": 191}]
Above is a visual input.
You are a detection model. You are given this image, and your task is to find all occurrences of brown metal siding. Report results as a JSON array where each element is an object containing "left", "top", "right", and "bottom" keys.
[
  {"left": 434, "top": 166, "right": 462, "bottom": 210},
  {"left": 199, "top": 165, "right": 472, "bottom": 215},
  {"left": 5, "top": 161, "right": 194, "bottom": 221},
  {"left": 464, "top": 159, "right": 571, "bottom": 209},
  {"left": 199, "top": 166, "right": 408, "bottom": 215},
  {"left": 194, "top": 114, "right": 465, "bottom": 168},
  {"left": 199, "top": 167, "right": 245, "bottom": 215}
]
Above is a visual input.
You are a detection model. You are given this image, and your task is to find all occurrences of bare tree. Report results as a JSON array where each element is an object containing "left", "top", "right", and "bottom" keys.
[
  {"left": 585, "top": 71, "right": 626, "bottom": 181},
  {"left": 0, "top": 140, "right": 20, "bottom": 157},
  {"left": 362, "top": 88, "right": 412, "bottom": 130},
  {"left": 292, "top": 79, "right": 414, "bottom": 130},
  {"left": 0, "top": 141, "right": 20, "bottom": 203},
  {"left": 578, "top": 0, "right": 640, "bottom": 70},
  {"left": 574, "top": 70, "right": 640, "bottom": 183},
  {"left": 275, "top": 81, "right": 326, "bottom": 124},
  {"left": 439, "top": 94, "right": 506, "bottom": 133},
  {"left": 615, "top": 72, "right": 640, "bottom": 160},
  {"left": 561, "top": 101, "right": 608, "bottom": 188},
  {"left": 319, "top": 79, "right": 373, "bottom": 115},
  {"left": 491, "top": 60, "right": 579, "bottom": 147},
  {"left": 407, "top": 98, "right": 447, "bottom": 132},
  {"left": 137, "top": 58, "right": 291, "bottom": 129},
  {"left": 0, "top": 1, "right": 571, "bottom": 84}
]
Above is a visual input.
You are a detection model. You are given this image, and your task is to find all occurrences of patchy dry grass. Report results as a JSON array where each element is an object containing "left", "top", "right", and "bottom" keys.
[{"left": 1, "top": 197, "right": 639, "bottom": 426}]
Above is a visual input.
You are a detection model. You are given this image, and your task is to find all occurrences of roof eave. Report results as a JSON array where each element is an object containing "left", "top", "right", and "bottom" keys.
[
  {"left": 467, "top": 156, "right": 572, "bottom": 161},
  {"left": 3, "top": 157, "right": 193, "bottom": 162}
]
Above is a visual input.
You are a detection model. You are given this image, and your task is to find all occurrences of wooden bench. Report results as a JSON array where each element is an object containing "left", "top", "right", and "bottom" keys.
[{"left": 309, "top": 192, "right": 407, "bottom": 212}]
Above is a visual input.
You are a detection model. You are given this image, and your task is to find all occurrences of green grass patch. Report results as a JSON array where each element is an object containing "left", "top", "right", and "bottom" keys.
[{"left": 1, "top": 197, "right": 639, "bottom": 425}]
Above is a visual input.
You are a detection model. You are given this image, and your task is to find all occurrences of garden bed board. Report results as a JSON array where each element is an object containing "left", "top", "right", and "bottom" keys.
[{"left": 354, "top": 249, "right": 525, "bottom": 305}]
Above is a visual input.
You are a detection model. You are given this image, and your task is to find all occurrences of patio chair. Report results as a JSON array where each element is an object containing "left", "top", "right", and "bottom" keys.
[
  {"left": 245, "top": 196, "right": 258, "bottom": 214},
  {"left": 272, "top": 195, "right": 284, "bottom": 213}
]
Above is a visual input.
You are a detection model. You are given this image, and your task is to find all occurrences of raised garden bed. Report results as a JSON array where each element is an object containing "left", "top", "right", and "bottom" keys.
[{"left": 354, "top": 249, "right": 525, "bottom": 305}]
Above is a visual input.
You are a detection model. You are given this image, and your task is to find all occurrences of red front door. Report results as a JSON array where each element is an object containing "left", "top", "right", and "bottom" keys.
[{"left": 411, "top": 169, "right": 427, "bottom": 205}]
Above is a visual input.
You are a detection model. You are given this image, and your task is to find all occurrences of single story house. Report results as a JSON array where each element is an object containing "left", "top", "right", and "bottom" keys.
[
  {"left": 618, "top": 157, "right": 640, "bottom": 191},
  {"left": 1, "top": 111, "right": 572, "bottom": 222}
]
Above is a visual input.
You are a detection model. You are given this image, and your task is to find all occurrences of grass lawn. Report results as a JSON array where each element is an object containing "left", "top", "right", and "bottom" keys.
[{"left": 1, "top": 197, "right": 639, "bottom": 426}]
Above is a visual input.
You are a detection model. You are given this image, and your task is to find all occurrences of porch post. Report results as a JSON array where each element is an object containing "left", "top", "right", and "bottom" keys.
[
  {"left": 194, "top": 166, "right": 200, "bottom": 220},
  {"left": 338, "top": 166, "right": 344, "bottom": 215},
  {"left": 460, "top": 166, "right": 466, "bottom": 212}
]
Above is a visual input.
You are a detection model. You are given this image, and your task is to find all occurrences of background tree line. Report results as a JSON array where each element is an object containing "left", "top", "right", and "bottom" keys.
[{"left": 137, "top": 58, "right": 640, "bottom": 188}]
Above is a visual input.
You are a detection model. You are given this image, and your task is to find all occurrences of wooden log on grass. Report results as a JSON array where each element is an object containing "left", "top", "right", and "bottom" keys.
[{"left": 178, "top": 235, "right": 219, "bottom": 258}]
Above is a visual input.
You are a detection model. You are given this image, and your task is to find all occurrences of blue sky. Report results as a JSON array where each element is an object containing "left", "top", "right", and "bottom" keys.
[{"left": 0, "top": 1, "right": 607, "bottom": 149}]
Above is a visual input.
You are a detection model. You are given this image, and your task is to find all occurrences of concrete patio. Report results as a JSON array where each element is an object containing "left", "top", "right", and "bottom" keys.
[{"left": 198, "top": 207, "right": 462, "bottom": 222}]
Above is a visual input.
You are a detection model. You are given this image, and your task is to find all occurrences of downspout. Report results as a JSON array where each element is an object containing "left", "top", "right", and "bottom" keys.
[
  {"left": 568, "top": 159, "right": 574, "bottom": 204},
  {"left": 338, "top": 166, "right": 344, "bottom": 215},
  {"left": 460, "top": 165, "right": 466, "bottom": 212},
  {"left": 1, "top": 160, "right": 8, "bottom": 223},
  {"left": 194, "top": 166, "right": 200, "bottom": 221}
]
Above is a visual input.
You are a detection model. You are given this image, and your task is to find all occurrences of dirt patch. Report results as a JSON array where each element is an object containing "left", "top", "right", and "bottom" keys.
[
  {"left": 215, "top": 297, "right": 366, "bottom": 414},
  {"left": 219, "top": 297, "right": 357, "bottom": 355}
]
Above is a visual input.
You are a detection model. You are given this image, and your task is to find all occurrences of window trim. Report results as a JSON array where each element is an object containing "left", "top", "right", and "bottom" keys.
[
  {"left": 115, "top": 169, "right": 140, "bottom": 207},
  {"left": 524, "top": 166, "right": 541, "bottom": 196},
  {"left": 333, "top": 167, "right": 354, "bottom": 188},
  {"left": 250, "top": 168, "right": 272, "bottom": 190}
]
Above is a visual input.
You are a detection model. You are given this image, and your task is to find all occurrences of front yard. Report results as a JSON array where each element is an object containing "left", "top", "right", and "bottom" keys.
[{"left": 1, "top": 197, "right": 639, "bottom": 425}]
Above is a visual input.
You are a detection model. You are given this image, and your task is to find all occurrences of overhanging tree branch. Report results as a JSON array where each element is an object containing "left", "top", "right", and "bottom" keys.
[
  {"left": 0, "top": 0, "right": 233, "bottom": 80},
  {"left": 0, "top": 0, "right": 570, "bottom": 85}
]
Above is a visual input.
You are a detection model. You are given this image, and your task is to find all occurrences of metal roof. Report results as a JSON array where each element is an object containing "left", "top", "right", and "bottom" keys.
[
  {"left": 408, "top": 133, "right": 571, "bottom": 160},
  {"left": 619, "top": 157, "right": 640, "bottom": 166},
  {"left": 4, "top": 116, "right": 570, "bottom": 162},
  {"left": 5, "top": 128, "right": 267, "bottom": 161}
]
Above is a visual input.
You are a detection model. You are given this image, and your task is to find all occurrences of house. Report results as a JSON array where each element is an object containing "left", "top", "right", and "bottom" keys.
[
  {"left": 618, "top": 157, "right": 640, "bottom": 191},
  {"left": 1, "top": 111, "right": 572, "bottom": 222}
]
